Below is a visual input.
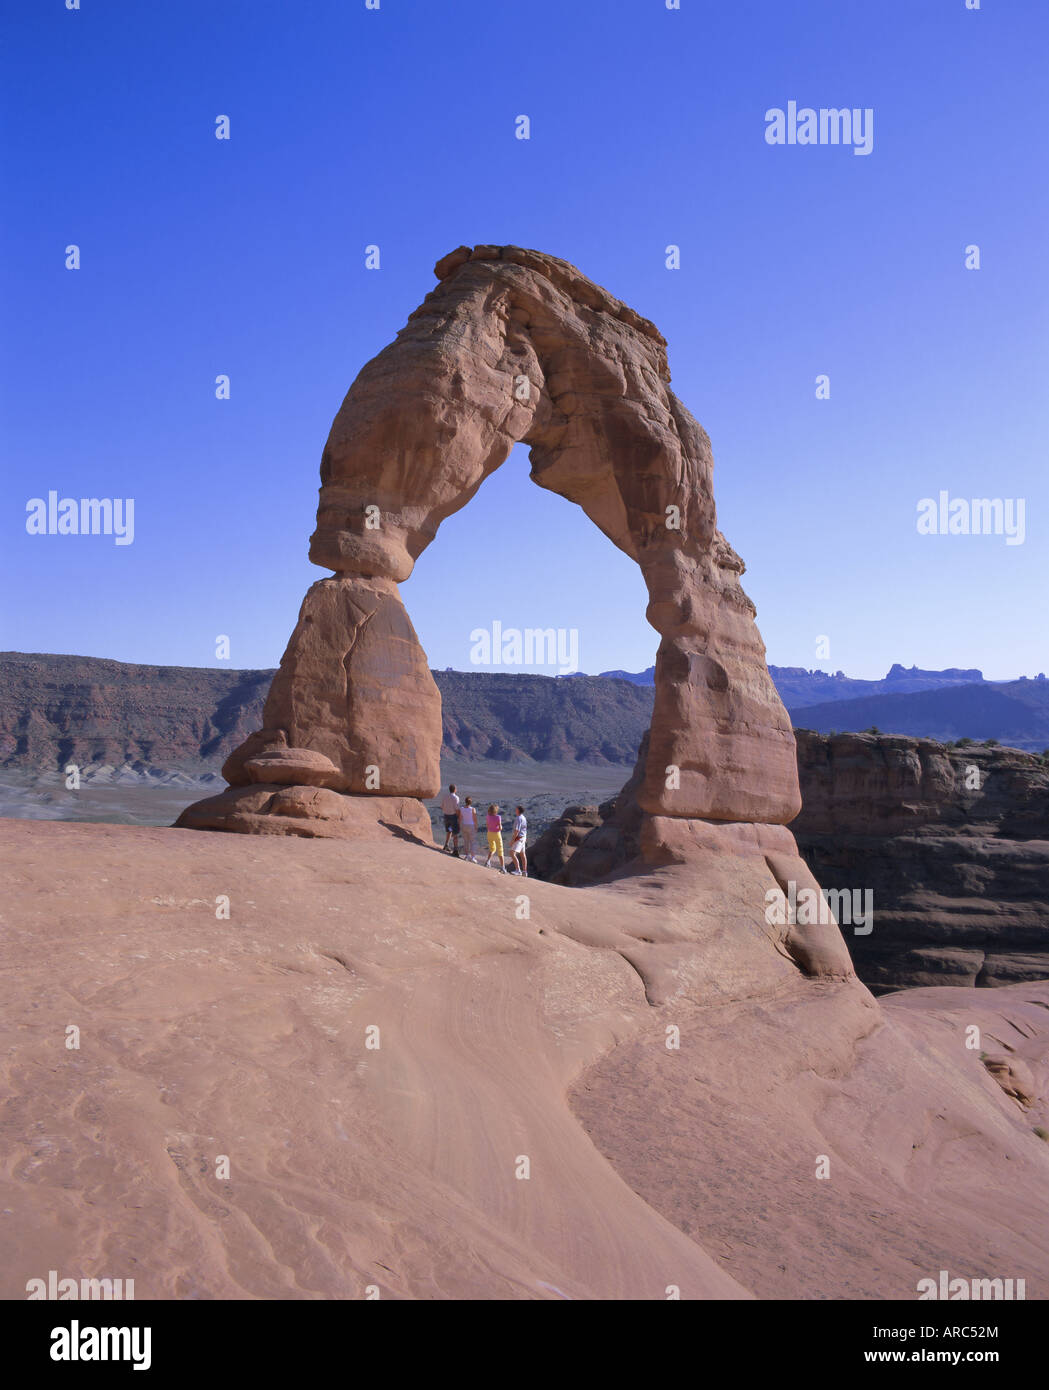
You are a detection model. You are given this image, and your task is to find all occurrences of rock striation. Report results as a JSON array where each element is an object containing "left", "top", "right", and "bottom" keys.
[
  {"left": 792, "top": 731, "right": 1049, "bottom": 991},
  {"left": 7, "top": 651, "right": 1045, "bottom": 775},
  {"left": 0, "top": 651, "right": 272, "bottom": 772}
]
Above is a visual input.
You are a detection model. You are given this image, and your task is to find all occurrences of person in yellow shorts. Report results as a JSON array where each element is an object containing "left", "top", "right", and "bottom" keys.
[{"left": 484, "top": 804, "right": 506, "bottom": 872}]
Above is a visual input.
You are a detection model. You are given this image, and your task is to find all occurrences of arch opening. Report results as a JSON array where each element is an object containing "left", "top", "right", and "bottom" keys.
[{"left": 179, "top": 245, "right": 802, "bottom": 851}]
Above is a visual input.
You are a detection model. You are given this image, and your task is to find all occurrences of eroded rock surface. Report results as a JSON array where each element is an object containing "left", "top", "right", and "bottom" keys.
[
  {"left": 255, "top": 577, "right": 441, "bottom": 797},
  {"left": 792, "top": 732, "right": 1049, "bottom": 992}
]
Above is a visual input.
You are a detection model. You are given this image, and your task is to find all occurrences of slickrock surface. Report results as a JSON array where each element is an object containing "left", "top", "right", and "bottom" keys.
[
  {"left": 524, "top": 730, "right": 853, "bottom": 982},
  {"left": 10, "top": 250, "right": 1043, "bottom": 1297},
  {"left": 2, "top": 818, "right": 1047, "bottom": 1300},
  {"left": 793, "top": 732, "right": 1049, "bottom": 992}
]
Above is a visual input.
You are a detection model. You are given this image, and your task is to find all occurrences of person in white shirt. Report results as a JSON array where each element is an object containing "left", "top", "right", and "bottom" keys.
[
  {"left": 510, "top": 805, "right": 528, "bottom": 876},
  {"left": 439, "top": 784, "right": 461, "bottom": 854},
  {"left": 459, "top": 796, "right": 478, "bottom": 860}
]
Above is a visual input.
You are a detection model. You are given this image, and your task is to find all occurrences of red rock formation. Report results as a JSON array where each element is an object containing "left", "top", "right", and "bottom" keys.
[
  {"left": 306, "top": 244, "right": 798, "bottom": 822},
  {"left": 176, "top": 247, "right": 851, "bottom": 977},
  {"left": 792, "top": 730, "right": 1049, "bottom": 991},
  {"left": 530, "top": 731, "right": 855, "bottom": 980},
  {"left": 180, "top": 246, "right": 799, "bottom": 837}
]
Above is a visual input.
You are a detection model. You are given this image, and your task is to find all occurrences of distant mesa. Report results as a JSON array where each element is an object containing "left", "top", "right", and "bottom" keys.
[
  {"left": 885, "top": 662, "right": 983, "bottom": 683},
  {"left": 596, "top": 666, "right": 656, "bottom": 685},
  {"left": 2, "top": 653, "right": 1046, "bottom": 769},
  {"left": 574, "top": 660, "right": 996, "bottom": 700},
  {"left": 789, "top": 679, "right": 1049, "bottom": 752}
]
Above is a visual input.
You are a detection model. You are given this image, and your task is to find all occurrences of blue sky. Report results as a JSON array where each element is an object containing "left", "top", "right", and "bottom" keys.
[{"left": 2, "top": 0, "right": 1046, "bottom": 681}]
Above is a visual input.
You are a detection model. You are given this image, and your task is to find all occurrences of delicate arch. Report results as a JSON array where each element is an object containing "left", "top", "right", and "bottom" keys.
[{"left": 189, "top": 246, "right": 801, "bottom": 831}]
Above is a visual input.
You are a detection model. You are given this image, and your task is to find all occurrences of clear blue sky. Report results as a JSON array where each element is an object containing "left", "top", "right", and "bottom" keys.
[{"left": 2, "top": 0, "right": 1046, "bottom": 681}]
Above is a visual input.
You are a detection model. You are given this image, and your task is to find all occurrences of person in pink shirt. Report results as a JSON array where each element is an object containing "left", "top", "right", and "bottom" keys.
[{"left": 484, "top": 804, "right": 506, "bottom": 872}]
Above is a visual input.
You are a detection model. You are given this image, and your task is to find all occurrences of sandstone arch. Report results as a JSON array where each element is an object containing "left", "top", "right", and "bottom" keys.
[
  {"left": 181, "top": 245, "right": 798, "bottom": 832},
  {"left": 177, "top": 245, "right": 854, "bottom": 979}
]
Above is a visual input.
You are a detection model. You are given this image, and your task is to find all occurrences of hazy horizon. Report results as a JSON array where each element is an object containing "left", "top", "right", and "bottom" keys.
[{"left": 1, "top": 644, "right": 1039, "bottom": 687}]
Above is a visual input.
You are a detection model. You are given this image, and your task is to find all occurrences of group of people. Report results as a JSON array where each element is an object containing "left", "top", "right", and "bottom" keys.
[{"left": 438, "top": 784, "right": 528, "bottom": 875}]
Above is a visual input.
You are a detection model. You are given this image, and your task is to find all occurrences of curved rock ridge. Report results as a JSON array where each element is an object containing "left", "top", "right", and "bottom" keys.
[{"left": 179, "top": 245, "right": 800, "bottom": 848}]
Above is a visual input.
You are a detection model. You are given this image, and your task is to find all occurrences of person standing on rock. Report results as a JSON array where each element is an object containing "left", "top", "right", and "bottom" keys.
[
  {"left": 485, "top": 804, "right": 506, "bottom": 872},
  {"left": 510, "top": 805, "right": 528, "bottom": 876},
  {"left": 459, "top": 796, "right": 478, "bottom": 861},
  {"left": 440, "top": 784, "right": 461, "bottom": 854}
]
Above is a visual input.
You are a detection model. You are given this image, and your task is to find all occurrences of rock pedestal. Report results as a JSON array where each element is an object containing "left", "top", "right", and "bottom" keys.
[{"left": 251, "top": 577, "right": 441, "bottom": 797}]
